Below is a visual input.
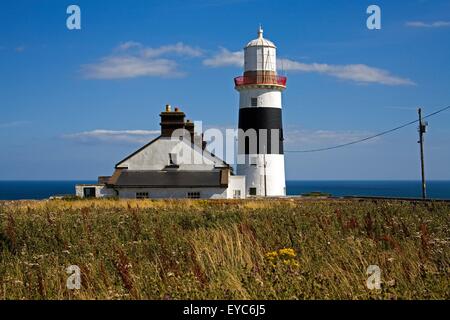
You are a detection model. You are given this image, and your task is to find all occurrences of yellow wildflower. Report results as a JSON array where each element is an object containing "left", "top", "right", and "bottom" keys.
[
  {"left": 278, "top": 248, "right": 297, "bottom": 258},
  {"left": 265, "top": 248, "right": 300, "bottom": 269}
]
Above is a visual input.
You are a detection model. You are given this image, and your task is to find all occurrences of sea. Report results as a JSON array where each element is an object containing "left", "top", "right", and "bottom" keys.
[{"left": 0, "top": 180, "right": 449, "bottom": 200}]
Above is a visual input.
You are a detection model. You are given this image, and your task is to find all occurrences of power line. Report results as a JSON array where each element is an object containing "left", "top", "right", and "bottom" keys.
[{"left": 285, "top": 106, "right": 450, "bottom": 153}]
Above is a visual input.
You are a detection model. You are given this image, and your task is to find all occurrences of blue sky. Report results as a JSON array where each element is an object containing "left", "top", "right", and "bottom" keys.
[{"left": 0, "top": 0, "right": 449, "bottom": 180}]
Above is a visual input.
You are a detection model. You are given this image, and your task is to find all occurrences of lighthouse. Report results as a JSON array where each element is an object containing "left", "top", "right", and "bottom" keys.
[{"left": 235, "top": 26, "right": 287, "bottom": 197}]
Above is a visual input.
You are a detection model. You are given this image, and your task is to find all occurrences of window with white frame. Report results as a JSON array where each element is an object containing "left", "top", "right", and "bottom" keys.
[{"left": 233, "top": 190, "right": 241, "bottom": 199}]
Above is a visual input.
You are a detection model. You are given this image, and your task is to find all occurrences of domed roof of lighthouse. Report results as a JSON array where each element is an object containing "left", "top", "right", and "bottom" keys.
[{"left": 245, "top": 25, "right": 276, "bottom": 48}]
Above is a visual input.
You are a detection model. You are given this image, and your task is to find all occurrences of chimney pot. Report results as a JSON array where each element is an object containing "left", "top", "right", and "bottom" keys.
[{"left": 165, "top": 104, "right": 171, "bottom": 112}]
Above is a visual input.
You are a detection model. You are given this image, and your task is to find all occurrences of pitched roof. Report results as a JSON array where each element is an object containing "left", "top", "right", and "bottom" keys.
[{"left": 111, "top": 169, "right": 226, "bottom": 188}]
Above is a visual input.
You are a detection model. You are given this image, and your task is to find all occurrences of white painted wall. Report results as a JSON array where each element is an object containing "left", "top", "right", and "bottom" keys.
[
  {"left": 227, "top": 175, "right": 246, "bottom": 199},
  {"left": 117, "top": 187, "right": 228, "bottom": 199},
  {"left": 239, "top": 89, "right": 282, "bottom": 109},
  {"left": 75, "top": 184, "right": 116, "bottom": 198},
  {"left": 76, "top": 175, "right": 246, "bottom": 200},
  {"left": 236, "top": 154, "right": 286, "bottom": 196}
]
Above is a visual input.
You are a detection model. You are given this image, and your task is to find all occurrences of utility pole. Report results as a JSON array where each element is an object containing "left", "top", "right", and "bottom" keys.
[{"left": 418, "top": 108, "right": 427, "bottom": 199}]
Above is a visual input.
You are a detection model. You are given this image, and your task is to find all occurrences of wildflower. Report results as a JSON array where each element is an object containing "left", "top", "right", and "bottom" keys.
[
  {"left": 278, "top": 248, "right": 297, "bottom": 258},
  {"left": 265, "top": 248, "right": 300, "bottom": 269},
  {"left": 282, "top": 259, "right": 300, "bottom": 268},
  {"left": 265, "top": 251, "right": 278, "bottom": 261}
]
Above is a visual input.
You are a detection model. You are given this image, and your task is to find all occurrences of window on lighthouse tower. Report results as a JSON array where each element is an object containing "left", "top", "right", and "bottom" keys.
[{"left": 251, "top": 97, "right": 258, "bottom": 107}]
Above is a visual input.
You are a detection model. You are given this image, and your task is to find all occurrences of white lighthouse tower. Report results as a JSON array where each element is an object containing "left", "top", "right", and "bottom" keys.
[{"left": 235, "top": 26, "right": 286, "bottom": 197}]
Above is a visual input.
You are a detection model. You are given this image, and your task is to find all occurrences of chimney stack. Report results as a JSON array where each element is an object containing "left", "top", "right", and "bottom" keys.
[{"left": 160, "top": 105, "right": 186, "bottom": 137}]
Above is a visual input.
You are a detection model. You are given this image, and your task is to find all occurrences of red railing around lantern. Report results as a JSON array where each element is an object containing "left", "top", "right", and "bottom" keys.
[{"left": 234, "top": 75, "right": 287, "bottom": 87}]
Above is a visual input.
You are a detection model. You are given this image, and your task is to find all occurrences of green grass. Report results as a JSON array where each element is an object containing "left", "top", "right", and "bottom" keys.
[{"left": 0, "top": 198, "right": 449, "bottom": 300}]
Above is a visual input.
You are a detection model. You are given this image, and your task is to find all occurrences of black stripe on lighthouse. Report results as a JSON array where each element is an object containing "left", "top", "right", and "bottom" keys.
[{"left": 238, "top": 107, "right": 284, "bottom": 155}]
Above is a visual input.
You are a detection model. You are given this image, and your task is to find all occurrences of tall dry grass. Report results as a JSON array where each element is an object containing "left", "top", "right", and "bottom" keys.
[{"left": 0, "top": 198, "right": 449, "bottom": 299}]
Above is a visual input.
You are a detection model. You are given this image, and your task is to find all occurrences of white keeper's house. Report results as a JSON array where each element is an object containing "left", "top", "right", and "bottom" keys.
[{"left": 76, "top": 105, "right": 246, "bottom": 199}]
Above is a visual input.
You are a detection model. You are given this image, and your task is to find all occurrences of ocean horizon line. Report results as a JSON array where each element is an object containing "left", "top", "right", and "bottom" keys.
[
  {"left": 1, "top": 180, "right": 449, "bottom": 200},
  {"left": 1, "top": 179, "right": 450, "bottom": 182}
]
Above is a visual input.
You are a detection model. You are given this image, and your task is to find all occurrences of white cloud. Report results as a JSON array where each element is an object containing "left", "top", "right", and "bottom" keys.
[
  {"left": 82, "top": 56, "right": 181, "bottom": 79},
  {"left": 0, "top": 120, "right": 30, "bottom": 129},
  {"left": 64, "top": 129, "right": 160, "bottom": 144},
  {"left": 406, "top": 21, "right": 450, "bottom": 28},
  {"left": 203, "top": 48, "right": 414, "bottom": 86},
  {"left": 116, "top": 41, "right": 143, "bottom": 51},
  {"left": 142, "top": 42, "right": 203, "bottom": 58},
  {"left": 85, "top": 41, "right": 415, "bottom": 84},
  {"left": 279, "top": 58, "right": 415, "bottom": 86},
  {"left": 203, "top": 48, "right": 244, "bottom": 67},
  {"left": 82, "top": 41, "right": 202, "bottom": 79}
]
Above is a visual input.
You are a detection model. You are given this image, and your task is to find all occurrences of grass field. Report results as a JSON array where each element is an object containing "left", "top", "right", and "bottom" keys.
[{"left": 0, "top": 198, "right": 449, "bottom": 300}]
